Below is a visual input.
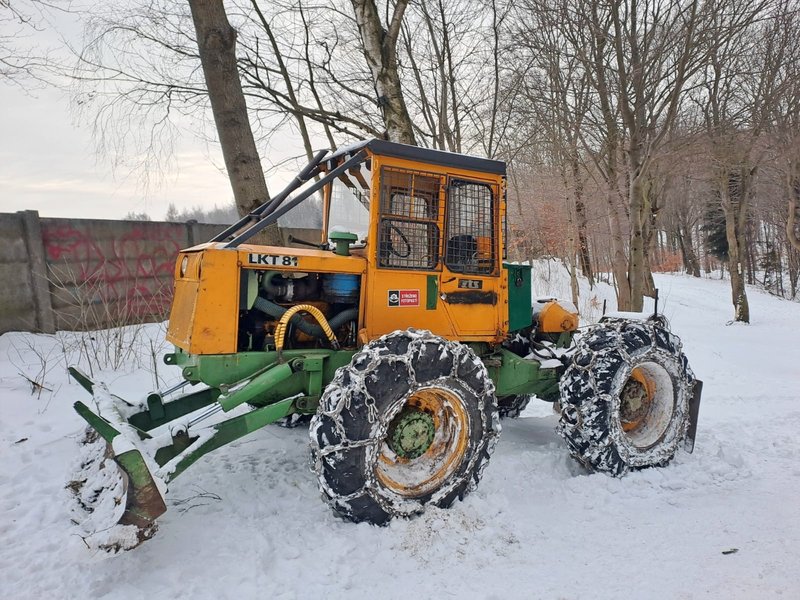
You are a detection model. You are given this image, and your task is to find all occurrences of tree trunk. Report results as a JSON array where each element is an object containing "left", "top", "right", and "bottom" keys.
[
  {"left": 788, "top": 175, "right": 800, "bottom": 252},
  {"left": 678, "top": 223, "right": 701, "bottom": 277},
  {"left": 744, "top": 217, "right": 756, "bottom": 285},
  {"left": 350, "top": 0, "right": 416, "bottom": 145},
  {"left": 188, "top": 0, "right": 281, "bottom": 244},
  {"left": 787, "top": 235, "right": 799, "bottom": 298},
  {"left": 570, "top": 155, "right": 593, "bottom": 286},
  {"left": 607, "top": 187, "right": 631, "bottom": 310},
  {"left": 628, "top": 174, "right": 647, "bottom": 311},
  {"left": 726, "top": 217, "right": 750, "bottom": 323},
  {"left": 722, "top": 169, "right": 751, "bottom": 323},
  {"left": 701, "top": 221, "right": 711, "bottom": 273},
  {"left": 575, "top": 196, "right": 593, "bottom": 286},
  {"left": 567, "top": 255, "right": 580, "bottom": 310},
  {"left": 641, "top": 177, "right": 658, "bottom": 296}
]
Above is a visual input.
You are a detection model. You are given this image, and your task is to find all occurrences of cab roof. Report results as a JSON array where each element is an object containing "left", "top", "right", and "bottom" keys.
[{"left": 324, "top": 138, "right": 506, "bottom": 176}]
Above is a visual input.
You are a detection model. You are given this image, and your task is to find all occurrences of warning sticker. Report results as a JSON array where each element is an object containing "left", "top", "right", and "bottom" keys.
[{"left": 388, "top": 289, "right": 420, "bottom": 307}]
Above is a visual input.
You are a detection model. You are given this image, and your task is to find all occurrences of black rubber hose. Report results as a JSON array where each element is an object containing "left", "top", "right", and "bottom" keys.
[
  {"left": 260, "top": 271, "right": 283, "bottom": 297},
  {"left": 253, "top": 297, "right": 358, "bottom": 340}
]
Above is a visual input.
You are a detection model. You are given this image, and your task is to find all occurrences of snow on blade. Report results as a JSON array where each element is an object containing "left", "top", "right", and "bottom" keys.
[{"left": 66, "top": 431, "right": 141, "bottom": 555}]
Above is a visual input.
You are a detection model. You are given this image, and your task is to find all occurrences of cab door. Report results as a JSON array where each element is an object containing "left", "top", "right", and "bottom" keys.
[
  {"left": 438, "top": 177, "right": 503, "bottom": 337},
  {"left": 366, "top": 166, "right": 456, "bottom": 339}
]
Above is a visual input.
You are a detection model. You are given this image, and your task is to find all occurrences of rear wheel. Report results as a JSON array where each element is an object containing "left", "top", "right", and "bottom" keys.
[
  {"left": 557, "top": 318, "right": 695, "bottom": 476},
  {"left": 310, "top": 329, "right": 500, "bottom": 524}
]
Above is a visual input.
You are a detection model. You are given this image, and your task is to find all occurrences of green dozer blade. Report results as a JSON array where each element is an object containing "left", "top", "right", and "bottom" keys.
[
  {"left": 68, "top": 426, "right": 167, "bottom": 552},
  {"left": 66, "top": 361, "right": 302, "bottom": 552},
  {"left": 112, "top": 446, "right": 168, "bottom": 531},
  {"left": 69, "top": 368, "right": 167, "bottom": 552}
]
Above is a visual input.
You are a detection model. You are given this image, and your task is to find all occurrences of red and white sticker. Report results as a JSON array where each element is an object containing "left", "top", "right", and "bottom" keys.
[{"left": 388, "top": 289, "right": 420, "bottom": 307}]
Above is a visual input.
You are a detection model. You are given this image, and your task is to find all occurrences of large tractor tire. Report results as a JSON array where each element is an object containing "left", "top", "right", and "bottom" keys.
[
  {"left": 557, "top": 317, "right": 695, "bottom": 476},
  {"left": 310, "top": 329, "right": 500, "bottom": 525}
]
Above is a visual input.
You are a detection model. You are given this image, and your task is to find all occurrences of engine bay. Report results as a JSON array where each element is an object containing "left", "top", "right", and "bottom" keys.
[{"left": 237, "top": 268, "right": 361, "bottom": 352}]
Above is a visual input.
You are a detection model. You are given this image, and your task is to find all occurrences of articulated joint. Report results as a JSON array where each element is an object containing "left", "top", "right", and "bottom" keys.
[{"left": 274, "top": 304, "right": 340, "bottom": 356}]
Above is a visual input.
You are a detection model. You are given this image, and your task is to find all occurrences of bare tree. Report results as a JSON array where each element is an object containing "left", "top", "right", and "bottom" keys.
[
  {"left": 237, "top": 0, "right": 384, "bottom": 144},
  {"left": 188, "top": 0, "right": 280, "bottom": 242},
  {"left": 350, "top": 0, "right": 415, "bottom": 144},
  {"left": 769, "top": 2, "right": 800, "bottom": 253},
  {"left": 509, "top": 5, "right": 595, "bottom": 285},
  {"left": 607, "top": 1, "right": 703, "bottom": 309},
  {"left": 659, "top": 153, "right": 703, "bottom": 277},
  {"left": 510, "top": 0, "right": 632, "bottom": 304},
  {"left": 690, "top": 0, "right": 788, "bottom": 322},
  {"left": 400, "top": 0, "right": 464, "bottom": 151},
  {"left": 245, "top": 0, "right": 316, "bottom": 161},
  {"left": 1, "top": 0, "right": 62, "bottom": 84}
]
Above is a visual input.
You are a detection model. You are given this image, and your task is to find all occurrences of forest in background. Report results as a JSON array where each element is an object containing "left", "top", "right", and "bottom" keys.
[{"left": 5, "top": 0, "right": 800, "bottom": 320}]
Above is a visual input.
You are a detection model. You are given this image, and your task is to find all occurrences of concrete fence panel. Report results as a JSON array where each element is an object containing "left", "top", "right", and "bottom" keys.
[
  {"left": 41, "top": 218, "right": 194, "bottom": 332},
  {"left": 0, "top": 211, "right": 323, "bottom": 334},
  {"left": 0, "top": 212, "right": 39, "bottom": 332}
]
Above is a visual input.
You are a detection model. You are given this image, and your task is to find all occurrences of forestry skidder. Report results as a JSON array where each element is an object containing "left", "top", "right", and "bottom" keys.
[{"left": 68, "top": 139, "right": 702, "bottom": 551}]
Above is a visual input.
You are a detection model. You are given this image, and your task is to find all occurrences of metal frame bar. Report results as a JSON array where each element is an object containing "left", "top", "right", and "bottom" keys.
[
  {"left": 224, "top": 151, "right": 367, "bottom": 248},
  {"left": 133, "top": 387, "right": 221, "bottom": 431},
  {"left": 158, "top": 396, "right": 296, "bottom": 482},
  {"left": 210, "top": 149, "right": 329, "bottom": 244}
]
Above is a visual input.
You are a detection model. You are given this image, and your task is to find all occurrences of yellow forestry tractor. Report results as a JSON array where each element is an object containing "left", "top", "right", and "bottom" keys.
[{"left": 68, "top": 139, "right": 702, "bottom": 551}]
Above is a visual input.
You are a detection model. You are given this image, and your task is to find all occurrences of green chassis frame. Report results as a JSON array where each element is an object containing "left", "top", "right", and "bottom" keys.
[{"left": 70, "top": 343, "right": 561, "bottom": 528}]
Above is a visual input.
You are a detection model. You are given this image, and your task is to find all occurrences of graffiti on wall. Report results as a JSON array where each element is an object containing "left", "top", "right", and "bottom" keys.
[{"left": 42, "top": 222, "right": 185, "bottom": 323}]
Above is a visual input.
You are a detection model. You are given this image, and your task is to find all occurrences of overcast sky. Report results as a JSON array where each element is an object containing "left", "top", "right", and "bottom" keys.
[
  {"left": 0, "top": 82, "right": 239, "bottom": 220},
  {"left": 0, "top": 3, "right": 308, "bottom": 221}
]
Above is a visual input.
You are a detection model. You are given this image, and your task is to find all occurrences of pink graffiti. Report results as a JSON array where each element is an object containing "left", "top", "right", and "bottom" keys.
[{"left": 42, "top": 222, "right": 185, "bottom": 321}]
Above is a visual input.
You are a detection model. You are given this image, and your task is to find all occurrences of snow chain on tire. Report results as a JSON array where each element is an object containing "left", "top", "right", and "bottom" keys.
[
  {"left": 557, "top": 317, "right": 695, "bottom": 476},
  {"left": 309, "top": 329, "right": 500, "bottom": 525}
]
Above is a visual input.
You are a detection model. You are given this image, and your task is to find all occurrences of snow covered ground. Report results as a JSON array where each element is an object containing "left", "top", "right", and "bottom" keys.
[{"left": 1, "top": 269, "right": 799, "bottom": 599}]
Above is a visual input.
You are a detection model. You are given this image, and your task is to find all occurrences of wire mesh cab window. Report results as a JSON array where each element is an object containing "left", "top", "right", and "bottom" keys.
[
  {"left": 445, "top": 179, "right": 496, "bottom": 274},
  {"left": 378, "top": 168, "right": 441, "bottom": 270}
]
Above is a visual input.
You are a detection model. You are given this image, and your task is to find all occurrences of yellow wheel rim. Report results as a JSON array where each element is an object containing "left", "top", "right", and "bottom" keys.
[
  {"left": 619, "top": 362, "right": 675, "bottom": 449},
  {"left": 620, "top": 367, "right": 655, "bottom": 432},
  {"left": 375, "top": 387, "right": 470, "bottom": 498}
]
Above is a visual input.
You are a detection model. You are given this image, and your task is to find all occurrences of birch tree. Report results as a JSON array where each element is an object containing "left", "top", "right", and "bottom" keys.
[{"left": 349, "top": 0, "right": 415, "bottom": 144}]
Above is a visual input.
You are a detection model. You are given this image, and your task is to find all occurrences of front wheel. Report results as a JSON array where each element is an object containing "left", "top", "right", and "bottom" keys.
[
  {"left": 310, "top": 329, "right": 500, "bottom": 524},
  {"left": 557, "top": 317, "right": 695, "bottom": 476}
]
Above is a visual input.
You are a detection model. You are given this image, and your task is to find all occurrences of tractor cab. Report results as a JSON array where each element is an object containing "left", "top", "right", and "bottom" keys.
[
  {"left": 322, "top": 140, "right": 512, "bottom": 343},
  {"left": 165, "top": 139, "right": 524, "bottom": 361}
]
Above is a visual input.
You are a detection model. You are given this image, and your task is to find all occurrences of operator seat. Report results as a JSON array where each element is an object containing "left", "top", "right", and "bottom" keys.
[{"left": 446, "top": 234, "right": 478, "bottom": 269}]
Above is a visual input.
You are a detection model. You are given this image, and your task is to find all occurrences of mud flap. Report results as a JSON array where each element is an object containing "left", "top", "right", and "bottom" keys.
[{"left": 684, "top": 379, "right": 703, "bottom": 453}]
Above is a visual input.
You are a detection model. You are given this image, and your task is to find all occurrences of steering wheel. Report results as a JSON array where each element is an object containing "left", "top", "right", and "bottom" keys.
[{"left": 388, "top": 224, "right": 412, "bottom": 258}]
